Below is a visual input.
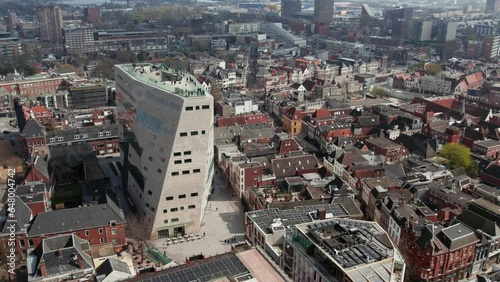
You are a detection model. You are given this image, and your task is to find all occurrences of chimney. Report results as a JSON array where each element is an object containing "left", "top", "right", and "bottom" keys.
[
  {"left": 39, "top": 259, "right": 47, "bottom": 277},
  {"left": 77, "top": 253, "right": 83, "bottom": 269},
  {"left": 317, "top": 208, "right": 326, "bottom": 220}
]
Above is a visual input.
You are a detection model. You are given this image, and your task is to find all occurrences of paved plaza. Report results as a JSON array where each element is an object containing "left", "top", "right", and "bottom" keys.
[{"left": 151, "top": 170, "right": 246, "bottom": 263}]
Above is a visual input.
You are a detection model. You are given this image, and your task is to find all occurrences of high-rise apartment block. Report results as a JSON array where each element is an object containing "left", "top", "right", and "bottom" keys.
[
  {"left": 485, "top": 0, "right": 500, "bottom": 14},
  {"left": 437, "top": 21, "right": 458, "bottom": 42},
  {"left": 115, "top": 64, "right": 214, "bottom": 239},
  {"left": 37, "top": 6, "right": 64, "bottom": 43},
  {"left": 384, "top": 7, "right": 413, "bottom": 39},
  {"left": 7, "top": 11, "right": 17, "bottom": 33},
  {"left": 281, "top": 0, "right": 301, "bottom": 18},
  {"left": 412, "top": 20, "right": 432, "bottom": 42},
  {"left": 482, "top": 36, "right": 500, "bottom": 59},
  {"left": 63, "top": 27, "right": 96, "bottom": 54}
]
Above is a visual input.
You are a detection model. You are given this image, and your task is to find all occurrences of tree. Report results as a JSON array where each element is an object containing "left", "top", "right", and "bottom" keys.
[
  {"left": 425, "top": 63, "right": 443, "bottom": 76},
  {"left": 127, "top": 216, "right": 151, "bottom": 264},
  {"left": 439, "top": 143, "right": 472, "bottom": 170},
  {"left": 371, "top": 86, "right": 388, "bottom": 97}
]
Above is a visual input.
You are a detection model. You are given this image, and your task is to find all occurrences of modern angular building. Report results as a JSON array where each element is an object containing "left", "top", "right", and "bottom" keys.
[{"left": 115, "top": 63, "right": 214, "bottom": 239}]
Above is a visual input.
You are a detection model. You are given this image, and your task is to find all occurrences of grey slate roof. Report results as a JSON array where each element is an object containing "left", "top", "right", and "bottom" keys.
[
  {"left": 96, "top": 258, "right": 131, "bottom": 276},
  {"left": 1, "top": 196, "right": 32, "bottom": 234},
  {"left": 437, "top": 223, "right": 478, "bottom": 250},
  {"left": 33, "top": 234, "right": 93, "bottom": 278},
  {"left": 46, "top": 124, "right": 119, "bottom": 146},
  {"left": 28, "top": 204, "right": 125, "bottom": 237},
  {"left": 21, "top": 118, "right": 46, "bottom": 139}
]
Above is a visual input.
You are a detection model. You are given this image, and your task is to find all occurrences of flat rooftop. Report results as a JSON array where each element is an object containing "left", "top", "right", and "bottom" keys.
[
  {"left": 293, "top": 218, "right": 397, "bottom": 281},
  {"left": 236, "top": 249, "right": 284, "bottom": 282},
  {"left": 116, "top": 63, "right": 208, "bottom": 98},
  {"left": 247, "top": 202, "right": 362, "bottom": 234}
]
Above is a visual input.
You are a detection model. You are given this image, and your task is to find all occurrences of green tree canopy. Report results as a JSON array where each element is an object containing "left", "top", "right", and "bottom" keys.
[
  {"left": 425, "top": 63, "right": 443, "bottom": 76},
  {"left": 439, "top": 143, "right": 472, "bottom": 170},
  {"left": 371, "top": 86, "right": 388, "bottom": 97}
]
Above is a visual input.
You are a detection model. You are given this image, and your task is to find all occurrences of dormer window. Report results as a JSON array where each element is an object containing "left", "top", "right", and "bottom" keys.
[
  {"left": 57, "top": 137, "right": 63, "bottom": 141},
  {"left": 74, "top": 135, "right": 80, "bottom": 139},
  {"left": 98, "top": 132, "right": 104, "bottom": 137},
  {"left": 105, "top": 131, "right": 111, "bottom": 136}
]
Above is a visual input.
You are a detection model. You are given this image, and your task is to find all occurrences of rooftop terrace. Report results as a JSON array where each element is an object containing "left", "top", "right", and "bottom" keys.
[
  {"left": 116, "top": 63, "right": 208, "bottom": 98},
  {"left": 292, "top": 218, "right": 400, "bottom": 282}
]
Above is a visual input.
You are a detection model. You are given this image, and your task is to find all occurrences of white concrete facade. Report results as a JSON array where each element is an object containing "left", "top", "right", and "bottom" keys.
[{"left": 115, "top": 63, "right": 214, "bottom": 239}]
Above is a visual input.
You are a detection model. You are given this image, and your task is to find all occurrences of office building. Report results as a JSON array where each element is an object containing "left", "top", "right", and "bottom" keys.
[
  {"left": 84, "top": 7, "right": 100, "bottom": 23},
  {"left": 412, "top": 20, "right": 432, "bottom": 42},
  {"left": 384, "top": 7, "right": 413, "bottom": 39},
  {"left": 437, "top": 21, "right": 458, "bottom": 42},
  {"left": 115, "top": 63, "right": 214, "bottom": 239},
  {"left": 284, "top": 218, "right": 406, "bottom": 281},
  {"left": 95, "top": 30, "right": 169, "bottom": 52},
  {"left": 0, "top": 36, "right": 22, "bottom": 56},
  {"left": 63, "top": 27, "right": 96, "bottom": 54},
  {"left": 37, "top": 6, "right": 64, "bottom": 43},
  {"left": 281, "top": 0, "right": 301, "bottom": 18},
  {"left": 68, "top": 84, "right": 108, "bottom": 109},
  {"left": 485, "top": 0, "right": 500, "bottom": 14},
  {"left": 314, "top": 0, "right": 334, "bottom": 23}
]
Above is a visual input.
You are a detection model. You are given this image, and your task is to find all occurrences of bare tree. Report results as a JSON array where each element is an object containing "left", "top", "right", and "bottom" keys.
[{"left": 126, "top": 216, "right": 151, "bottom": 263}]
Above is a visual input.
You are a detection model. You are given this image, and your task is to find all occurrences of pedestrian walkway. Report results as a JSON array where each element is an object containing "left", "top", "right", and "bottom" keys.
[{"left": 151, "top": 170, "right": 245, "bottom": 263}]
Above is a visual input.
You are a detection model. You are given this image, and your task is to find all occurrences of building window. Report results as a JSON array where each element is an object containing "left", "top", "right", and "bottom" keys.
[
  {"left": 180, "top": 132, "right": 188, "bottom": 137},
  {"left": 196, "top": 106, "right": 200, "bottom": 110},
  {"left": 148, "top": 156, "right": 153, "bottom": 161},
  {"left": 172, "top": 218, "right": 179, "bottom": 223},
  {"left": 111, "top": 228, "right": 117, "bottom": 235},
  {"left": 100, "top": 238, "right": 105, "bottom": 243},
  {"left": 148, "top": 190, "right": 152, "bottom": 195},
  {"left": 170, "top": 208, "right": 178, "bottom": 212},
  {"left": 191, "top": 192, "right": 198, "bottom": 197},
  {"left": 161, "top": 157, "right": 166, "bottom": 162},
  {"left": 174, "top": 152, "right": 182, "bottom": 156},
  {"left": 180, "top": 206, "right": 184, "bottom": 210},
  {"left": 166, "top": 196, "right": 174, "bottom": 201},
  {"left": 58, "top": 137, "right": 64, "bottom": 141},
  {"left": 184, "top": 151, "right": 191, "bottom": 155},
  {"left": 202, "top": 105, "right": 210, "bottom": 109},
  {"left": 171, "top": 172, "right": 179, "bottom": 176},
  {"left": 164, "top": 219, "right": 169, "bottom": 224},
  {"left": 98, "top": 132, "right": 104, "bottom": 137},
  {"left": 174, "top": 160, "right": 182, "bottom": 164},
  {"left": 182, "top": 170, "right": 190, "bottom": 175},
  {"left": 74, "top": 135, "right": 80, "bottom": 139},
  {"left": 85, "top": 230, "right": 90, "bottom": 236},
  {"left": 163, "top": 209, "right": 168, "bottom": 213},
  {"left": 157, "top": 169, "right": 162, "bottom": 174},
  {"left": 202, "top": 130, "right": 206, "bottom": 135},
  {"left": 98, "top": 228, "right": 103, "bottom": 234},
  {"left": 186, "top": 106, "right": 193, "bottom": 111},
  {"left": 28, "top": 239, "right": 34, "bottom": 247},
  {"left": 184, "top": 159, "right": 192, "bottom": 163},
  {"left": 193, "top": 169, "right": 201, "bottom": 173},
  {"left": 179, "top": 194, "right": 186, "bottom": 199},
  {"left": 191, "top": 131, "right": 198, "bottom": 136},
  {"left": 188, "top": 205, "right": 196, "bottom": 209}
]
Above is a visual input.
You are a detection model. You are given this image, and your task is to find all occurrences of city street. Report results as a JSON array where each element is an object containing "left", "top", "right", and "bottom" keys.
[{"left": 151, "top": 170, "right": 245, "bottom": 263}]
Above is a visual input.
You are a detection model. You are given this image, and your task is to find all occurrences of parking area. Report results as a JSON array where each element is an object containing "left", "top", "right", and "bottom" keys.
[{"left": 151, "top": 170, "right": 245, "bottom": 263}]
